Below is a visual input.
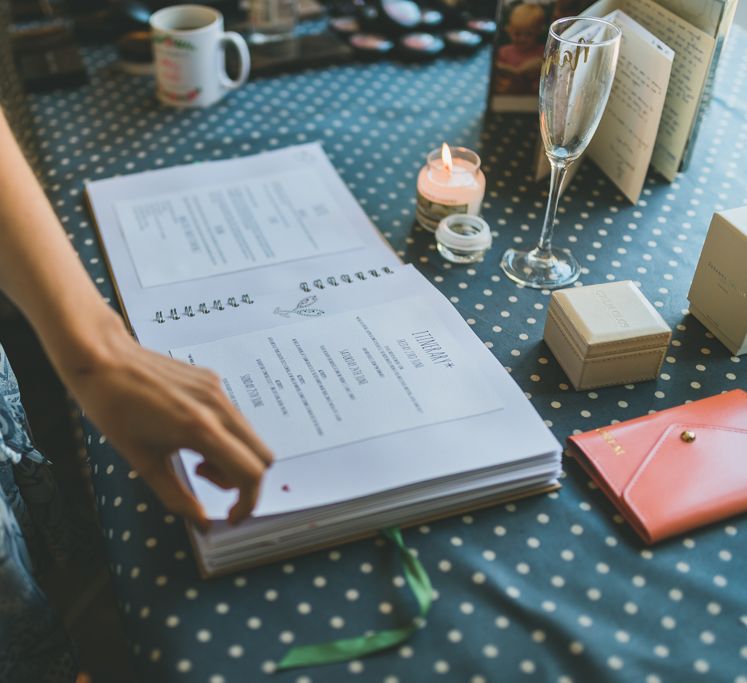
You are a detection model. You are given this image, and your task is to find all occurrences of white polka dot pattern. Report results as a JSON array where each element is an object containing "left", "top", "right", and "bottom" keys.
[{"left": 9, "top": 21, "right": 747, "bottom": 683}]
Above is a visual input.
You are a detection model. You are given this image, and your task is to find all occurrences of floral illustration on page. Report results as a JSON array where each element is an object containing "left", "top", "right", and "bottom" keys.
[{"left": 274, "top": 295, "right": 325, "bottom": 318}]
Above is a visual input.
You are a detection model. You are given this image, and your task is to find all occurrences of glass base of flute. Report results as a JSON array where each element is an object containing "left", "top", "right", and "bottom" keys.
[
  {"left": 500, "top": 245, "right": 580, "bottom": 289},
  {"left": 501, "top": 158, "right": 580, "bottom": 289}
]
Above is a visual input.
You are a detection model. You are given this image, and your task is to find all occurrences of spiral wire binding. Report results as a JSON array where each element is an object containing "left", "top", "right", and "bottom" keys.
[
  {"left": 155, "top": 294, "right": 252, "bottom": 324},
  {"left": 154, "top": 267, "right": 394, "bottom": 323},
  {"left": 299, "top": 266, "right": 394, "bottom": 293}
]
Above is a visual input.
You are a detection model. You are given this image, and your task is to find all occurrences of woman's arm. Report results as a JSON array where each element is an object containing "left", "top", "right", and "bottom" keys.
[{"left": 0, "top": 109, "right": 272, "bottom": 528}]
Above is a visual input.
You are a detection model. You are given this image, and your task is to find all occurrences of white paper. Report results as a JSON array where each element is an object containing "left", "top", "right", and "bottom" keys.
[
  {"left": 135, "top": 264, "right": 404, "bottom": 353},
  {"left": 577, "top": 0, "right": 715, "bottom": 188},
  {"left": 588, "top": 10, "right": 674, "bottom": 203},
  {"left": 614, "top": 0, "right": 715, "bottom": 181},
  {"left": 171, "top": 267, "right": 558, "bottom": 520},
  {"left": 86, "top": 143, "right": 399, "bottom": 346},
  {"left": 116, "top": 167, "right": 364, "bottom": 288},
  {"left": 172, "top": 295, "right": 504, "bottom": 461},
  {"left": 654, "top": 0, "right": 729, "bottom": 36}
]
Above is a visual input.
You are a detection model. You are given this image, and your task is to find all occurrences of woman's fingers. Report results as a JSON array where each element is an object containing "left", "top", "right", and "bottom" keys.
[
  {"left": 79, "top": 344, "right": 275, "bottom": 528},
  {"left": 221, "top": 409, "right": 274, "bottom": 467},
  {"left": 186, "top": 368, "right": 275, "bottom": 468},
  {"left": 228, "top": 487, "right": 260, "bottom": 526},
  {"left": 140, "top": 455, "right": 210, "bottom": 531},
  {"left": 195, "top": 461, "right": 234, "bottom": 489},
  {"left": 192, "top": 422, "right": 267, "bottom": 524}
]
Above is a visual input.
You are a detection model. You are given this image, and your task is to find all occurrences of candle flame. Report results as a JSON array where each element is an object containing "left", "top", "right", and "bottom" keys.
[{"left": 441, "top": 143, "right": 453, "bottom": 173}]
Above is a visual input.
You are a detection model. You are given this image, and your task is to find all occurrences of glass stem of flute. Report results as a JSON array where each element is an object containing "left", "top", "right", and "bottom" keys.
[{"left": 536, "top": 158, "right": 568, "bottom": 258}]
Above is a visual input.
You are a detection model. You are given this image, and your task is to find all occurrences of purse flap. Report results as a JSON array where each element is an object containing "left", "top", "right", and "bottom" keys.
[
  {"left": 622, "top": 423, "right": 747, "bottom": 543},
  {"left": 568, "top": 390, "right": 747, "bottom": 501}
]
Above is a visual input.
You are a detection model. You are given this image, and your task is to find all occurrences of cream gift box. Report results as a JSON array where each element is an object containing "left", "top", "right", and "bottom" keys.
[
  {"left": 688, "top": 207, "right": 747, "bottom": 356},
  {"left": 544, "top": 281, "right": 672, "bottom": 391}
]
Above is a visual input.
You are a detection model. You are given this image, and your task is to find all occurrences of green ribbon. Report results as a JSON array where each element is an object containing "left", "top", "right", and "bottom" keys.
[{"left": 276, "top": 527, "right": 432, "bottom": 671}]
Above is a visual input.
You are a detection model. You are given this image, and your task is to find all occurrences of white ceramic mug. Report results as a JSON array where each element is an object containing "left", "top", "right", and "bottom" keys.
[{"left": 150, "top": 4, "right": 250, "bottom": 108}]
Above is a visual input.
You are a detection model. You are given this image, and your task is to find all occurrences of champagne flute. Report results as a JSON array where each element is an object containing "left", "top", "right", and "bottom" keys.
[{"left": 501, "top": 16, "right": 621, "bottom": 289}]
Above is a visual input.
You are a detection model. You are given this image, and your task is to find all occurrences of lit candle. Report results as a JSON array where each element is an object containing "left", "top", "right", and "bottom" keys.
[{"left": 415, "top": 143, "right": 486, "bottom": 232}]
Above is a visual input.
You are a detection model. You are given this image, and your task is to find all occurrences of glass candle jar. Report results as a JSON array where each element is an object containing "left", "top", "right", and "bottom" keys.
[
  {"left": 248, "top": 0, "right": 298, "bottom": 43},
  {"left": 415, "top": 144, "right": 486, "bottom": 232},
  {"left": 435, "top": 213, "right": 492, "bottom": 264}
]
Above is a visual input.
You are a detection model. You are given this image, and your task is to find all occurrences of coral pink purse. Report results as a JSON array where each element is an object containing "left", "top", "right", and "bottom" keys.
[{"left": 567, "top": 390, "right": 747, "bottom": 544}]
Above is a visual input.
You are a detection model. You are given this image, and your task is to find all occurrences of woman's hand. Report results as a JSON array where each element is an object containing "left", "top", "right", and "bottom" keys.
[
  {"left": 59, "top": 315, "right": 273, "bottom": 530},
  {"left": 0, "top": 110, "right": 272, "bottom": 529}
]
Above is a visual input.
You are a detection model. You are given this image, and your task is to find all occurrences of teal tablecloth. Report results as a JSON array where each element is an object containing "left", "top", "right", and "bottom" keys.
[{"left": 3, "top": 13, "right": 747, "bottom": 682}]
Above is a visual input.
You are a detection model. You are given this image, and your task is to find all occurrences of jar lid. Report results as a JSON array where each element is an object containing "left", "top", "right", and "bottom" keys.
[{"left": 435, "top": 214, "right": 492, "bottom": 252}]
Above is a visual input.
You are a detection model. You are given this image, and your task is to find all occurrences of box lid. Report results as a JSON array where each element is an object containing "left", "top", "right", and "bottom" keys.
[{"left": 550, "top": 281, "right": 671, "bottom": 360}]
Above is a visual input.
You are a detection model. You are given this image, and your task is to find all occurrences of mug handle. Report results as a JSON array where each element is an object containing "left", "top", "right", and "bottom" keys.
[{"left": 219, "top": 32, "right": 251, "bottom": 90}]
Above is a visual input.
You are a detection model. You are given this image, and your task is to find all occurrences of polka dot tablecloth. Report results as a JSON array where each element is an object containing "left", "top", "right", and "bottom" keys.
[{"left": 3, "top": 14, "right": 747, "bottom": 682}]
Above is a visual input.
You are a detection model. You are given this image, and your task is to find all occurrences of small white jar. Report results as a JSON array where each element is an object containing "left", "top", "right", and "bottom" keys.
[{"left": 435, "top": 214, "right": 492, "bottom": 264}]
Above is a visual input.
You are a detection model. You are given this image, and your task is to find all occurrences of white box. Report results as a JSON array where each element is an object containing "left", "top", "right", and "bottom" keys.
[
  {"left": 688, "top": 207, "right": 747, "bottom": 356},
  {"left": 544, "top": 281, "right": 671, "bottom": 391}
]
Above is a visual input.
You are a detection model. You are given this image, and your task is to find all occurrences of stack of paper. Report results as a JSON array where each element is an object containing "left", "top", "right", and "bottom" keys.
[{"left": 175, "top": 266, "right": 561, "bottom": 574}]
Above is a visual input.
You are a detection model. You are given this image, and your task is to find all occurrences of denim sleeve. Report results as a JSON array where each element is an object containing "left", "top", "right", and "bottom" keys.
[
  {"left": 0, "top": 482, "right": 77, "bottom": 683},
  {"left": 0, "top": 347, "right": 77, "bottom": 683}
]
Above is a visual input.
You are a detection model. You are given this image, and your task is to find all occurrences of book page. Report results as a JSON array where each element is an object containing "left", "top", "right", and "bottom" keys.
[
  {"left": 172, "top": 294, "right": 504, "bottom": 462},
  {"left": 620, "top": 0, "right": 715, "bottom": 180},
  {"left": 170, "top": 266, "right": 559, "bottom": 519},
  {"left": 587, "top": 10, "right": 674, "bottom": 203},
  {"left": 654, "top": 0, "right": 728, "bottom": 36},
  {"left": 115, "top": 167, "right": 364, "bottom": 288},
  {"left": 85, "top": 143, "right": 399, "bottom": 347}
]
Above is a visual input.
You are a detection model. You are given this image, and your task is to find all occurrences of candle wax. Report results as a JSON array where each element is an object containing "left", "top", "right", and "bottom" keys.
[{"left": 415, "top": 154, "right": 486, "bottom": 232}]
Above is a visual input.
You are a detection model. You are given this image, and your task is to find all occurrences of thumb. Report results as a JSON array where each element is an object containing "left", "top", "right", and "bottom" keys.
[{"left": 141, "top": 456, "right": 211, "bottom": 531}]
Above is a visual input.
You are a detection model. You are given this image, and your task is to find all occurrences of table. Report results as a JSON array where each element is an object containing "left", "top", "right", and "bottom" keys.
[{"left": 3, "top": 13, "right": 746, "bottom": 682}]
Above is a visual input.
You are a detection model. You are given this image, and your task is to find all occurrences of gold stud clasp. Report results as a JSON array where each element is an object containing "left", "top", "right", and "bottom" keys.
[{"left": 680, "top": 430, "right": 696, "bottom": 443}]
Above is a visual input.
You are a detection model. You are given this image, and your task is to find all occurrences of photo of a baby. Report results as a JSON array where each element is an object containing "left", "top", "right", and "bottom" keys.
[
  {"left": 494, "top": 3, "right": 547, "bottom": 95},
  {"left": 488, "top": 0, "right": 594, "bottom": 110}
]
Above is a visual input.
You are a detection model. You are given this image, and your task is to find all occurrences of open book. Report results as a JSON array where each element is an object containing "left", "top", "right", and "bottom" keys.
[
  {"left": 85, "top": 143, "right": 561, "bottom": 576},
  {"left": 491, "top": 0, "right": 736, "bottom": 203}
]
